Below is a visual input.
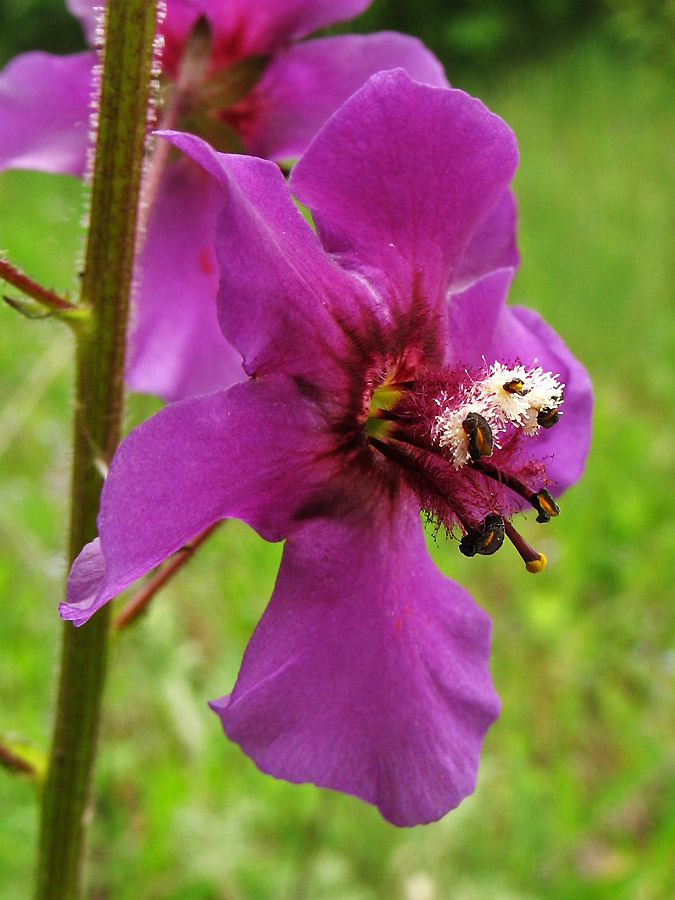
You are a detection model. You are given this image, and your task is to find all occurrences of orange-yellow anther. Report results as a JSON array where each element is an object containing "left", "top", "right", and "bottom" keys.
[{"left": 525, "top": 553, "right": 547, "bottom": 573}]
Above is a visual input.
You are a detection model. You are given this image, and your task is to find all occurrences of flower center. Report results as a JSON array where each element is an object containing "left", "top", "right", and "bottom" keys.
[
  {"left": 365, "top": 361, "right": 565, "bottom": 572},
  {"left": 160, "top": 16, "right": 269, "bottom": 154}
]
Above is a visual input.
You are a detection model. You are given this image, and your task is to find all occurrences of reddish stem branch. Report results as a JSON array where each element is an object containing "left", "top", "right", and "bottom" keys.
[
  {"left": 0, "top": 741, "right": 36, "bottom": 777},
  {"left": 0, "top": 257, "right": 75, "bottom": 310},
  {"left": 114, "top": 521, "right": 222, "bottom": 630}
]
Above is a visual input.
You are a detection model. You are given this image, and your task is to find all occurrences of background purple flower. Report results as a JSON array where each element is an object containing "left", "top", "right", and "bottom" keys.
[
  {"left": 60, "top": 71, "right": 592, "bottom": 825},
  {"left": 0, "top": 0, "right": 449, "bottom": 401}
]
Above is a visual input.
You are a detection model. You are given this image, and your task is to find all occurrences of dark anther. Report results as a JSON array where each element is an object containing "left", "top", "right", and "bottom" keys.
[
  {"left": 459, "top": 513, "right": 505, "bottom": 557},
  {"left": 530, "top": 488, "right": 560, "bottom": 523},
  {"left": 503, "top": 378, "right": 530, "bottom": 396},
  {"left": 462, "top": 412, "right": 494, "bottom": 461},
  {"left": 537, "top": 407, "right": 559, "bottom": 428}
]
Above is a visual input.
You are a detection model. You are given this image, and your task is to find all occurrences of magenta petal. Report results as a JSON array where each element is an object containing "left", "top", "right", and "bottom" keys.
[
  {"left": 61, "top": 538, "right": 106, "bottom": 624},
  {"left": 446, "top": 268, "right": 516, "bottom": 363},
  {"left": 448, "top": 269, "right": 593, "bottom": 492},
  {"left": 60, "top": 379, "right": 340, "bottom": 625},
  {"left": 242, "top": 32, "right": 448, "bottom": 161},
  {"left": 213, "top": 494, "right": 500, "bottom": 826},
  {"left": 290, "top": 69, "right": 518, "bottom": 313},
  {"left": 0, "top": 51, "right": 94, "bottom": 176},
  {"left": 127, "top": 157, "right": 244, "bottom": 401},
  {"left": 452, "top": 190, "right": 520, "bottom": 292},
  {"left": 161, "top": 131, "right": 369, "bottom": 385}
]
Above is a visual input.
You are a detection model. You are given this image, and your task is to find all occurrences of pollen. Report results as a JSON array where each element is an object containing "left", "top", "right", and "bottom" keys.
[
  {"left": 475, "top": 363, "right": 564, "bottom": 431},
  {"left": 525, "top": 553, "right": 547, "bottom": 573},
  {"left": 478, "top": 363, "right": 533, "bottom": 424},
  {"left": 431, "top": 361, "right": 564, "bottom": 469},
  {"left": 435, "top": 400, "right": 493, "bottom": 467}
]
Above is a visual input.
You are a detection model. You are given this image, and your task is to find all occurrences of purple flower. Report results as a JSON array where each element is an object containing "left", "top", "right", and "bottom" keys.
[
  {"left": 61, "top": 71, "right": 592, "bottom": 825},
  {"left": 0, "top": 0, "right": 448, "bottom": 400}
]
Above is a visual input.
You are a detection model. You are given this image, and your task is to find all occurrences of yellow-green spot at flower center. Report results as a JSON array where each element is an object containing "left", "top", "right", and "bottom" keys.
[{"left": 364, "top": 383, "right": 403, "bottom": 440}]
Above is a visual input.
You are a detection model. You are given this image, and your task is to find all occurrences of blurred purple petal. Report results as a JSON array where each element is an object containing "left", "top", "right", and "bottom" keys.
[
  {"left": 0, "top": 51, "right": 94, "bottom": 175},
  {"left": 66, "top": 0, "right": 102, "bottom": 45},
  {"left": 240, "top": 32, "right": 449, "bottom": 160},
  {"left": 128, "top": 157, "right": 244, "bottom": 400},
  {"left": 214, "top": 494, "right": 499, "bottom": 826}
]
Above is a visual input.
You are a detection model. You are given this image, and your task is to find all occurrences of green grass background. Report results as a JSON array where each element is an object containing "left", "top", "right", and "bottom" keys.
[{"left": 1, "top": 35, "right": 674, "bottom": 900}]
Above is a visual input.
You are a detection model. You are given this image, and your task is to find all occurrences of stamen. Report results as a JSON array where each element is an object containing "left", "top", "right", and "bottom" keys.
[
  {"left": 462, "top": 412, "right": 494, "bottom": 461},
  {"left": 459, "top": 514, "right": 505, "bottom": 557},
  {"left": 470, "top": 460, "right": 561, "bottom": 522},
  {"left": 368, "top": 435, "right": 425, "bottom": 477},
  {"left": 503, "top": 378, "right": 530, "bottom": 396},
  {"left": 537, "top": 407, "right": 560, "bottom": 429},
  {"left": 530, "top": 488, "right": 560, "bottom": 523},
  {"left": 363, "top": 360, "right": 563, "bottom": 580},
  {"left": 503, "top": 520, "right": 547, "bottom": 573},
  {"left": 477, "top": 363, "right": 564, "bottom": 432},
  {"left": 469, "top": 460, "right": 532, "bottom": 503}
]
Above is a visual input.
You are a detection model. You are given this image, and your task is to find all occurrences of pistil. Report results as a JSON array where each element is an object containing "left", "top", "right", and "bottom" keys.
[{"left": 503, "top": 520, "right": 547, "bottom": 573}]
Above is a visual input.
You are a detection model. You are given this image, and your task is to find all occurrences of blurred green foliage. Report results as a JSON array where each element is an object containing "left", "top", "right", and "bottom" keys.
[
  {"left": 1, "top": 5, "right": 675, "bottom": 900},
  {"left": 0, "top": 0, "right": 85, "bottom": 65},
  {"left": 357, "top": 0, "right": 608, "bottom": 74}
]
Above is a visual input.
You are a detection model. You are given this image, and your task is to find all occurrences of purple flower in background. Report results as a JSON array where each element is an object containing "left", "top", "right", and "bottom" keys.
[
  {"left": 0, "top": 0, "right": 448, "bottom": 400},
  {"left": 61, "top": 71, "right": 592, "bottom": 825}
]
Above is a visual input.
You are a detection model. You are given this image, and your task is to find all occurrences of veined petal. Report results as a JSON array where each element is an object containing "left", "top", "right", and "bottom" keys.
[
  {"left": 290, "top": 69, "right": 518, "bottom": 316},
  {"left": 240, "top": 32, "right": 448, "bottom": 161},
  {"left": 0, "top": 51, "right": 94, "bottom": 176},
  {"left": 213, "top": 493, "right": 500, "bottom": 826},
  {"left": 448, "top": 268, "right": 593, "bottom": 492},
  {"left": 160, "top": 131, "right": 372, "bottom": 386},
  {"left": 60, "top": 378, "right": 342, "bottom": 625},
  {"left": 128, "top": 157, "right": 244, "bottom": 401}
]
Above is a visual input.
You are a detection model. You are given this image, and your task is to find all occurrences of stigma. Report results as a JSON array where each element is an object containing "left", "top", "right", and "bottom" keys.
[{"left": 366, "top": 360, "right": 565, "bottom": 573}]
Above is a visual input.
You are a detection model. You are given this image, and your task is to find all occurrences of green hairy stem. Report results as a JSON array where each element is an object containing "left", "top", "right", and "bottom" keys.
[{"left": 34, "top": 2, "right": 159, "bottom": 898}]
